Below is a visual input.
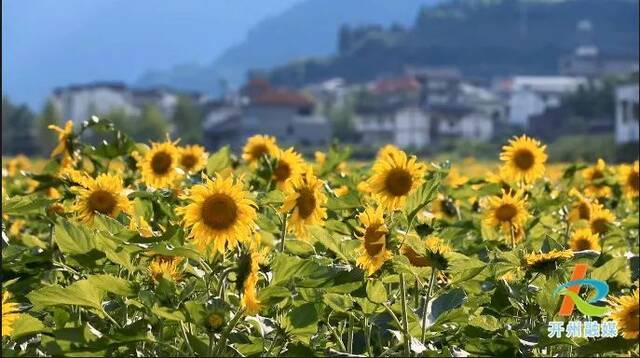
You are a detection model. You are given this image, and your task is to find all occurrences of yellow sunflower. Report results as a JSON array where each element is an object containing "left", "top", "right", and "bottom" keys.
[
  {"left": 6, "top": 155, "right": 31, "bottom": 176},
  {"left": 239, "top": 249, "right": 262, "bottom": 315},
  {"left": 430, "top": 194, "right": 458, "bottom": 221},
  {"left": 281, "top": 168, "right": 327, "bottom": 240},
  {"left": 355, "top": 206, "right": 392, "bottom": 276},
  {"left": 568, "top": 228, "right": 601, "bottom": 252},
  {"left": 178, "top": 176, "right": 257, "bottom": 254},
  {"left": 136, "top": 140, "right": 182, "bottom": 188},
  {"left": 589, "top": 203, "right": 615, "bottom": 235},
  {"left": 568, "top": 189, "right": 594, "bottom": 223},
  {"left": 608, "top": 288, "right": 639, "bottom": 340},
  {"left": 523, "top": 250, "right": 573, "bottom": 272},
  {"left": 314, "top": 151, "right": 326, "bottom": 166},
  {"left": 129, "top": 216, "right": 155, "bottom": 238},
  {"left": 618, "top": 161, "right": 639, "bottom": 199},
  {"left": 366, "top": 148, "right": 427, "bottom": 211},
  {"left": 72, "top": 173, "right": 132, "bottom": 224},
  {"left": 499, "top": 135, "right": 547, "bottom": 183},
  {"left": 445, "top": 168, "right": 469, "bottom": 188},
  {"left": 242, "top": 135, "right": 278, "bottom": 165},
  {"left": 377, "top": 144, "right": 401, "bottom": 159},
  {"left": 334, "top": 185, "right": 349, "bottom": 197},
  {"left": 149, "top": 256, "right": 182, "bottom": 282},
  {"left": 178, "top": 145, "right": 207, "bottom": 173},
  {"left": 402, "top": 235, "right": 452, "bottom": 270},
  {"left": 2, "top": 291, "right": 20, "bottom": 337},
  {"left": 48, "top": 120, "right": 74, "bottom": 157},
  {"left": 582, "top": 159, "right": 612, "bottom": 198},
  {"left": 482, "top": 189, "right": 530, "bottom": 236},
  {"left": 8, "top": 219, "right": 26, "bottom": 237},
  {"left": 272, "top": 147, "right": 304, "bottom": 188}
]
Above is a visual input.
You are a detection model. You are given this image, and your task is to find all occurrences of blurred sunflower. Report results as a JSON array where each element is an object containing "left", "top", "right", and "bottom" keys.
[
  {"left": 366, "top": 148, "right": 427, "bottom": 211},
  {"left": 272, "top": 147, "right": 304, "bottom": 188},
  {"left": 129, "top": 216, "right": 155, "bottom": 238},
  {"left": 149, "top": 256, "right": 182, "bottom": 282},
  {"left": 402, "top": 235, "right": 452, "bottom": 270},
  {"left": 568, "top": 189, "right": 594, "bottom": 222},
  {"left": 608, "top": 288, "right": 639, "bottom": 340},
  {"left": 2, "top": 291, "right": 20, "bottom": 337},
  {"left": 178, "top": 176, "right": 257, "bottom": 254},
  {"left": 377, "top": 144, "right": 401, "bottom": 159},
  {"left": 242, "top": 135, "right": 278, "bottom": 165},
  {"left": 445, "top": 168, "right": 469, "bottom": 188},
  {"left": 568, "top": 228, "right": 601, "bottom": 252},
  {"left": 430, "top": 194, "right": 458, "bottom": 221},
  {"left": 314, "top": 151, "right": 326, "bottom": 166},
  {"left": 618, "top": 161, "right": 639, "bottom": 199},
  {"left": 355, "top": 206, "right": 392, "bottom": 275},
  {"left": 72, "top": 173, "right": 132, "bottom": 224},
  {"left": 237, "top": 249, "right": 261, "bottom": 315},
  {"left": 282, "top": 168, "right": 327, "bottom": 240},
  {"left": 48, "top": 120, "right": 74, "bottom": 157},
  {"left": 482, "top": 189, "right": 529, "bottom": 237},
  {"left": 589, "top": 203, "right": 615, "bottom": 235},
  {"left": 6, "top": 155, "right": 31, "bottom": 176},
  {"left": 179, "top": 145, "right": 207, "bottom": 173},
  {"left": 8, "top": 219, "right": 26, "bottom": 237},
  {"left": 334, "top": 185, "right": 349, "bottom": 197},
  {"left": 523, "top": 250, "right": 573, "bottom": 272},
  {"left": 136, "top": 140, "right": 182, "bottom": 188},
  {"left": 499, "top": 135, "right": 547, "bottom": 183},
  {"left": 582, "top": 159, "right": 612, "bottom": 198}
]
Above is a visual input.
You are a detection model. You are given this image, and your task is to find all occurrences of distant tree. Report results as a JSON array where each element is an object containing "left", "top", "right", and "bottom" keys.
[
  {"left": 338, "top": 24, "right": 351, "bottom": 55},
  {"left": 105, "top": 108, "right": 135, "bottom": 136},
  {"left": 134, "top": 105, "right": 170, "bottom": 142},
  {"left": 172, "top": 96, "right": 202, "bottom": 144},
  {"left": 2, "top": 96, "right": 38, "bottom": 155},
  {"left": 36, "top": 101, "right": 62, "bottom": 155}
]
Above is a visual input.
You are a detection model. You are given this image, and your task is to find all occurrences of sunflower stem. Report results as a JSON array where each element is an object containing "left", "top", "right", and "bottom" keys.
[
  {"left": 213, "top": 308, "right": 245, "bottom": 356},
  {"left": 509, "top": 223, "right": 516, "bottom": 250},
  {"left": 347, "top": 313, "right": 354, "bottom": 354},
  {"left": 279, "top": 213, "right": 288, "bottom": 252},
  {"left": 421, "top": 268, "right": 437, "bottom": 343},
  {"left": 399, "top": 273, "right": 411, "bottom": 356},
  {"left": 364, "top": 316, "right": 374, "bottom": 357},
  {"left": 180, "top": 321, "right": 195, "bottom": 356}
]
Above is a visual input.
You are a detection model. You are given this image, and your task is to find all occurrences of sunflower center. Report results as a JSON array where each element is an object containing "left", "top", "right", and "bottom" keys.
[
  {"left": 628, "top": 171, "right": 639, "bottom": 192},
  {"left": 87, "top": 190, "right": 117, "bottom": 215},
  {"left": 495, "top": 203, "right": 518, "bottom": 222},
  {"left": 404, "top": 246, "right": 429, "bottom": 267},
  {"left": 181, "top": 154, "right": 198, "bottom": 170},
  {"left": 274, "top": 162, "right": 291, "bottom": 182},
  {"left": 591, "top": 218, "right": 608, "bottom": 234},
  {"left": 296, "top": 188, "right": 316, "bottom": 219},
  {"left": 578, "top": 202, "right": 591, "bottom": 220},
  {"left": 201, "top": 194, "right": 238, "bottom": 230},
  {"left": 384, "top": 168, "right": 413, "bottom": 196},
  {"left": 364, "top": 225, "right": 385, "bottom": 256},
  {"left": 250, "top": 144, "right": 269, "bottom": 160},
  {"left": 624, "top": 306, "right": 640, "bottom": 332},
  {"left": 151, "top": 151, "right": 173, "bottom": 175},
  {"left": 574, "top": 238, "right": 593, "bottom": 251},
  {"left": 513, "top": 149, "right": 535, "bottom": 170}
]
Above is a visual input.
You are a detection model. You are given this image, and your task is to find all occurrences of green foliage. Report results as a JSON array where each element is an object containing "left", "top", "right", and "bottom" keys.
[{"left": 172, "top": 96, "right": 203, "bottom": 144}]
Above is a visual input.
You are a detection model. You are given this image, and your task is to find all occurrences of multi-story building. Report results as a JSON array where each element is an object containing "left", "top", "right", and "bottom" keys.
[{"left": 615, "top": 82, "right": 640, "bottom": 144}]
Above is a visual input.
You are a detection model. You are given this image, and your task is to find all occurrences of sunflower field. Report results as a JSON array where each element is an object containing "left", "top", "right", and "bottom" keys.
[{"left": 2, "top": 117, "right": 639, "bottom": 357}]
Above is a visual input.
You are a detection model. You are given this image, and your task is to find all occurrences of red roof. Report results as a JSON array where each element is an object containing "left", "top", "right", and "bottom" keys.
[
  {"left": 244, "top": 78, "right": 313, "bottom": 108},
  {"left": 372, "top": 77, "right": 421, "bottom": 93}
]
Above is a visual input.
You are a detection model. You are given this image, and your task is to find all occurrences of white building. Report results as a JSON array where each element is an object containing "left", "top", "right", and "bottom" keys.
[
  {"left": 354, "top": 106, "right": 430, "bottom": 149},
  {"left": 498, "top": 76, "right": 588, "bottom": 128},
  {"left": 615, "top": 83, "right": 639, "bottom": 144}
]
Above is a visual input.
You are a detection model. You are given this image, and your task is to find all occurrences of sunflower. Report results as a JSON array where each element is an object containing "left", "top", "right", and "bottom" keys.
[
  {"left": 430, "top": 194, "right": 458, "bottom": 221},
  {"left": 582, "top": 159, "right": 612, "bottom": 198},
  {"left": 618, "top": 161, "right": 639, "bottom": 199},
  {"left": 272, "top": 147, "right": 304, "bottom": 188},
  {"left": 589, "top": 203, "right": 615, "bottom": 235},
  {"left": 334, "top": 185, "right": 349, "bottom": 197},
  {"left": 314, "top": 151, "right": 326, "bottom": 166},
  {"left": 8, "top": 219, "right": 26, "bottom": 237},
  {"left": 499, "top": 135, "right": 547, "bottom": 183},
  {"left": 72, "top": 173, "right": 132, "bottom": 224},
  {"left": 355, "top": 206, "right": 392, "bottom": 276},
  {"left": 402, "top": 235, "right": 452, "bottom": 270},
  {"left": 48, "top": 120, "right": 74, "bottom": 157},
  {"left": 281, "top": 168, "right": 327, "bottom": 240},
  {"left": 377, "top": 144, "right": 401, "bottom": 159},
  {"left": 149, "top": 256, "right": 182, "bottom": 282},
  {"left": 523, "top": 250, "right": 573, "bottom": 272},
  {"left": 445, "top": 168, "right": 469, "bottom": 188},
  {"left": 129, "top": 216, "right": 155, "bottom": 238},
  {"left": 482, "top": 189, "right": 530, "bottom": 236},
  {"left": 567, "top": 189, "right": 594, "bottom": 223},
  {"left": 178, "top": 145, "right": 207, "bottom": 173},
  {"left": 6, "top": 155, "right": 31, "bottom": 176},
  {"left": 569, "top": 228, "right": 601, "bottom": 252},
  {"left": 136, "top": 140, "right": 182, "bottom": 188},
  {"left": 242, "top": 135, "right": 278, "bottom": 165},
  {"left": 178, "top": 176, "right": 257, "bottom": 254},
  {"left": 2, "top": 291, "right": 20, "bottom": 337},
  {"left": 608, "top": 288, "right": 639, "bottom": 340},
  {"left": 366, "top": 148, "right": 427, "bottom": 211},
  {"left": 237, "top": 249, "right": 261, "bottom": 315}
]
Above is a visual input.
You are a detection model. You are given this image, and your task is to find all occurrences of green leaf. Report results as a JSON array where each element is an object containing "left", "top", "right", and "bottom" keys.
[
  {"left": 271, "top": 254, "right": 322, "bottom": 286},
  {"left": 285, "top": 240, "right": 316, "bottom": 257},
  {"left": 404, "top": 174, "right": 441, "bottom": 224},
  {"left": 206, "top": 146, "right": 231, "bottom": 175},
  {"left": 27, "top": 280, "right": 105, "bottom": 311},
  {"left": 184, "top": 301, "right": 208, "bottom": 326},
  {"left": 308, "top": 226, "right": 350, "bottom": 263},
  {"left": 469, "top": 315, "right": 500, "bottom": 332},
  {"left": 425, "top": 288, "right": 466, "bottom": 328},
  {"left": 322, "top": 293, "right": 353, "bottom": 313},
  {"left": 147, "top": 244, "right": 201, "bottom": 261},
  {"left": 282, "top": 302, "right": 320, "bottom": 340},
  {"left": 86, "top": 274, "right": 137, "bottom": 297},
  {"left": 366, "top": 280, "right": 388, "bottom": 304},
  {"left": 326, "top": 192, "right": 361, "bottom": 210},
  {"left": 591, "top": 257, "right": 631, "bottom": 285},
  {"left": 94, "top": 232, "right": 139, "bottom": 272},
  {"left": 2, "top": 195, "right": 52, "bottom": 216},
  {"left": 259, "top": 190, "right": 284, "bottom": 205},
  {"left": 151, "top": 305, "right": 186, "bottom": 321},
  {"left": 257, "top": 286, "right": 291, "bottom": 306},
  {"left": 53, "top": 220, "right": 98, "bottom": 255},
  {"left": 10, "top": 315, "right": 48, "bottom": 339},
  {"left": 576, "top": 337, "right": 637, "bottom": 355}
]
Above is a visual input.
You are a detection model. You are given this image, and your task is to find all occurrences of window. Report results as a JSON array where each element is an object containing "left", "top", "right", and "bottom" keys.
[{"left": 621, "top": 100, "right": 628, "bottom": 122}]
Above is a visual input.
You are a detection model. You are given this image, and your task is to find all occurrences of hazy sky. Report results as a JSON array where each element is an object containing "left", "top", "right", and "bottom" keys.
[{"left": 2, "top": 0, "right": 303, "bottom": 109}]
